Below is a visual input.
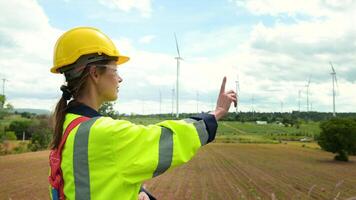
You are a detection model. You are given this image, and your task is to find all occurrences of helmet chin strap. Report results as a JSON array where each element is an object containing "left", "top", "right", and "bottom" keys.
[{"left": 59, "top": 53, "right": 117, "bottom": 82}]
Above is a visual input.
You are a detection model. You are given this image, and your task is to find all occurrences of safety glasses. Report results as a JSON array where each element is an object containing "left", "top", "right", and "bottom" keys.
[{"left": 95, "top": 64, "right": 119, "bottom": 76}]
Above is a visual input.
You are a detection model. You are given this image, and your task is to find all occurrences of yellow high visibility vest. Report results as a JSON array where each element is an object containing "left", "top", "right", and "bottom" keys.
[{"left": 50, "top": 104, "right": 217, "bottom": 200}]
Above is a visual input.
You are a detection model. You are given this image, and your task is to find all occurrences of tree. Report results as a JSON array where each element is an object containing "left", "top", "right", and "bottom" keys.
[
  {"left": 28, "top": 118, "right": 52, "bottom": 151},
  {"left": 98, "top": 102, "right": 117, "bottom": 118},
  {"left": 318, "top": 118, "right": 356, "bottom": 161},
  {"left": 8, "top": 120, "right": 32, "bottom": 140},
  {"left": 5, "top": 103, "right": 14, "bottom": 111},
  {"left": 0, "top": 95, "right": 5, "bottom": 109},
  {"left": 0, "top": 131, "right": 17, "bottom": 140}
]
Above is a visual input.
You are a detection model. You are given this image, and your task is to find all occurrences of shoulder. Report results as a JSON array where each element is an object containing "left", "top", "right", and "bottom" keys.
[{"left": 91, "top": 116, "right": 135, "bottom": 133}]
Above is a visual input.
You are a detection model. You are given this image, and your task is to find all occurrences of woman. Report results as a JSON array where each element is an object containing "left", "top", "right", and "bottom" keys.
[{"left": 49, "top": 27, "right": 237, "bottom": 200}]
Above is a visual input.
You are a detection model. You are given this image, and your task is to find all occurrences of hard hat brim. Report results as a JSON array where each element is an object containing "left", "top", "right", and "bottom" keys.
[
  {"left": 51, "top": 54, "right": 130, "bottom": 74},
  {"left": 116, "top": 55, "right": 130, "bottom": 66}
]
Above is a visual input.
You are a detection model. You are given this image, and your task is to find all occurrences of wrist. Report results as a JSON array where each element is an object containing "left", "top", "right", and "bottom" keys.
[{"left": 209, "top": 111, "right": 223, "bottom": 120}]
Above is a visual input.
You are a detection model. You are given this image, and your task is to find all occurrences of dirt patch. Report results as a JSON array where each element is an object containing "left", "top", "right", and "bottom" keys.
[{"left": 1, "top": 144, "right": 356, "bottom": 199}]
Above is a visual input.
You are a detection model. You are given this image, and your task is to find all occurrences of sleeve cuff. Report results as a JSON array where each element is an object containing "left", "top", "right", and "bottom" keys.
[
  {"left": 139, "top": 186, "right": 157, "bottom": 200},
  {"left": 190, "top": 113, "right": 218, "bottom": 143}
]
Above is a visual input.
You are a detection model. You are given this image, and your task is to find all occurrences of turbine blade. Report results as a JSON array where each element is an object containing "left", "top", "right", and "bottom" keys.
[
  {"left": 330, "top": 61, "right": 336, "bottom": 74},
  {"left": 174, "top": 33, "right": 181, "bottom": 58}
]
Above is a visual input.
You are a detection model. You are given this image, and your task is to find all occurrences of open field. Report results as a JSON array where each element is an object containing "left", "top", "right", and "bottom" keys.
[
  {"left": 1, "top": 143, "right": 356, "bottom": 200},
  {"left": 215, "top": 121, "right": 321, "bottom": 143},
  {"left": 218, "top": 121, "right": 320, "bottom": 136}
]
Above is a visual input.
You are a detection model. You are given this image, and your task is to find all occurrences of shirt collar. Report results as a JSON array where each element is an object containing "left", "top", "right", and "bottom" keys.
[{"left": 66, "top": 101, "right": 102, "bottom": 118}]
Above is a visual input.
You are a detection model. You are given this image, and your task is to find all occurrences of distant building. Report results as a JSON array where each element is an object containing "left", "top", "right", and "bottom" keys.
[
  {"left": 256, "top": 121, "right": 267, "bottom": 125},
  {"left": 275, "top": 121, "right": 284, "bottom": 126},
  {"left": 300, "top": 137, "right": 313, "bottom": 142}
]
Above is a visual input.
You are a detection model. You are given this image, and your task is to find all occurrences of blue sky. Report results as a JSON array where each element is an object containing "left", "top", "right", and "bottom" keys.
[
  {"left": 0, "top": 0, "right": 355, "bottom": 114},
  {"left": 38, "top": 0, "right": 266, "bottom": 55}
]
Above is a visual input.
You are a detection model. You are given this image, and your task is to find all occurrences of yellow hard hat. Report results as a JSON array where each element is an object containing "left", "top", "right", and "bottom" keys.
[{"left": 51, "top": 27, "right": 129, "bottom": 73}]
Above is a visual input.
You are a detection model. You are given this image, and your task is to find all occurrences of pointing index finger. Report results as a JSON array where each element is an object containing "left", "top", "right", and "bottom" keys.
[{"left": 220, "top": 76, "right": 226, "bottom": 94}]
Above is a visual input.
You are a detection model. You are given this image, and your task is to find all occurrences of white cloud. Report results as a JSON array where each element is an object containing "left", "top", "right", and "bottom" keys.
[
  {"left": 115, "top": 98, "right": 218, "bottom": 115},
  {"left": 222, "top": 0, "right": 356, "bottom": 112},
  {"left": 232, "top": 0, "right": 356, "bottom": 17},
  {"left": 1, "top": 0, "right": 355, "bottom": 114},
  {"left": 139, "top": 35, "right": 156, "bottom": 44},
  {"left": 98, "top": 0, "right": 152, "bottom": 18},
  {"left": 112, "top": 10, "right": 356, "bottom": 112},
  {"left": 0, "top": 0, "right": 63, "bottom": 110}
]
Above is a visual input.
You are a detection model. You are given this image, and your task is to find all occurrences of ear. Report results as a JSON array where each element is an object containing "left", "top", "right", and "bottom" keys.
[{"left": 89, "top": 66, "right": 100, "bottom": 84}]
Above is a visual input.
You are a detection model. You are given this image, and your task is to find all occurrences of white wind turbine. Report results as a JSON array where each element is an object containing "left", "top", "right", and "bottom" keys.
[
  {"left": 235, "top": 75, "right": 240, "bottom": 114},
  {"left": 174, "top": 33, "right": 183, "bottom": 118},
  {"left": 330, "top": 62, "right": 338, "bottom": 117},
  {"left": 305, "top": 77, "right": 311, "bottom": 112}
]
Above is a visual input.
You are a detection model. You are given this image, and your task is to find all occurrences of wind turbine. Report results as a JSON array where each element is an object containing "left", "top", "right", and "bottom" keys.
[
  {"left": 2, "top": 78, "right": 9, "bottom": 96},
  {"left": 171, "top": 88, "right": 175, "bottom": 117},
  {"left": 280, "top": 101, "right": 284, "bottom": 113},
  {"left": 235, "top": 75, "right": 240, "bottom": 114},
  {"left": 251, "top": 95, "right": 255, "bottom": 113},
  {"left": 330, "top": 62, "right": 338, "bottom": 117},
  {"left": 305, "top": 77, "right": 311, "bottom": 112},
  {"left": 174, "top": 33, "right": 183, "bottom": 118}
]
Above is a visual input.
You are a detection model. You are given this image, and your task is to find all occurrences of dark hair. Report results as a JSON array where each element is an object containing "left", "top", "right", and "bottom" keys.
[{"left": 50, "top": 59, "right": 110, "bottom": 149}]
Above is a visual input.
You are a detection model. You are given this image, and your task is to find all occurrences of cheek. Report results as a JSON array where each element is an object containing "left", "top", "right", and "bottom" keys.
[{"left": 98, "top": 76, "right": 118, "bottom": 97}]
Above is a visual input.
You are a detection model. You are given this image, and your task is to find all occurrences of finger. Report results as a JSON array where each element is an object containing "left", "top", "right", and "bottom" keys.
[
  {"left": 228, "top": 97, "right": 237, "bottom": 107},
  {"left": 219, "top": 76, "right": 226, "bottom": 94},
  {"left": 226, "top": 90, "right": 235, "bottom": 94},
  {"left": 229, "top": 97, "right": 237, "bottom": 102},
  {"left": 228, "top": 93, "right": 237, "bottom": 98}
]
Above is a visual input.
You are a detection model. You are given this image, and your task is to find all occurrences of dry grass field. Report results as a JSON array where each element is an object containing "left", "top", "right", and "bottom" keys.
[{"left": 0, "top": 143, "right": 355, "bottom": 200}]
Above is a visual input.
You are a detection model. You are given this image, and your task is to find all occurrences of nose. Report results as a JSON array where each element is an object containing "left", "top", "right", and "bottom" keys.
[{"left": 117, "top": 75, "right": 123, "bottom": 83}]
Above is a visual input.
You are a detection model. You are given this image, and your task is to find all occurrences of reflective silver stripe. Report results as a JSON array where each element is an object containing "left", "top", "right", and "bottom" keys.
[
  {"left": 183, "top": 118, "right": 209, "bottom": 146},
  {"left": 73, "top": 117, "right": 100, "bottom": 200},
  {"left": 153, "top": 127, "right": 173, "bottom": 177}
]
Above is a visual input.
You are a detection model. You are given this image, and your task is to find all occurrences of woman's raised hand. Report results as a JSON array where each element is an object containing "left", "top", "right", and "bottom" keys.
[{"left": 211, "top": 77, "right": 237, "bottom": 120}]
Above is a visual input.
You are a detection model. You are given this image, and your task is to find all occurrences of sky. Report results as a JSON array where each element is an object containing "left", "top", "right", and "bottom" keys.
[{"left": 0, "top": 0, "right": 355, "bottom": 115}]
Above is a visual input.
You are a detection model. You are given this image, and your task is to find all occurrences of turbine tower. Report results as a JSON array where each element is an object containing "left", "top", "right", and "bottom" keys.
[
  {"left": 2, "top": 78, "right": 8, "bottom": 96},
  {"left": 174, "top": 33, "right": 183, "bottom": 118},
  {"left": 235, "top": 76, "right": 240, "bottom": 114},
  {"left": 171, "top": 88, "right": 175, "bottom": 117},
  {"left": 305, "top": 77, "right": 311, "bottom": 112},
  {"left": 280, "top": 101, "right": 284, "bottom": 113},
  {"left": 330, "top": 62, "right": 338, "bottom": 117}
]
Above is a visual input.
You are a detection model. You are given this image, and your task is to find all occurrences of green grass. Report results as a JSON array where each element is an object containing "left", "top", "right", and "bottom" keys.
[
  {"left": 0, "top": 115, "right": 31, "bottom": 127},
  {"left": 215, "top": 135, "right": 279, "bottom": 144},
  {"left": 117, "top": 118, "right": 321, "bottom": 143},
  {"left": 218, "top": 121, "right": 320, "bottom": 136},
  {"left": 216, "top": 121, "right": 321, "bottom": 143}
]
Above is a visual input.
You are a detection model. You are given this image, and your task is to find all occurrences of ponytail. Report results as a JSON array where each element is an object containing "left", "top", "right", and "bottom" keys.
[
  {"left": 50, "top": 59, "right": 109, "bottom": 149},
  {"left": 50, "top": 96, "right": 68, "bottom": 149}
]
